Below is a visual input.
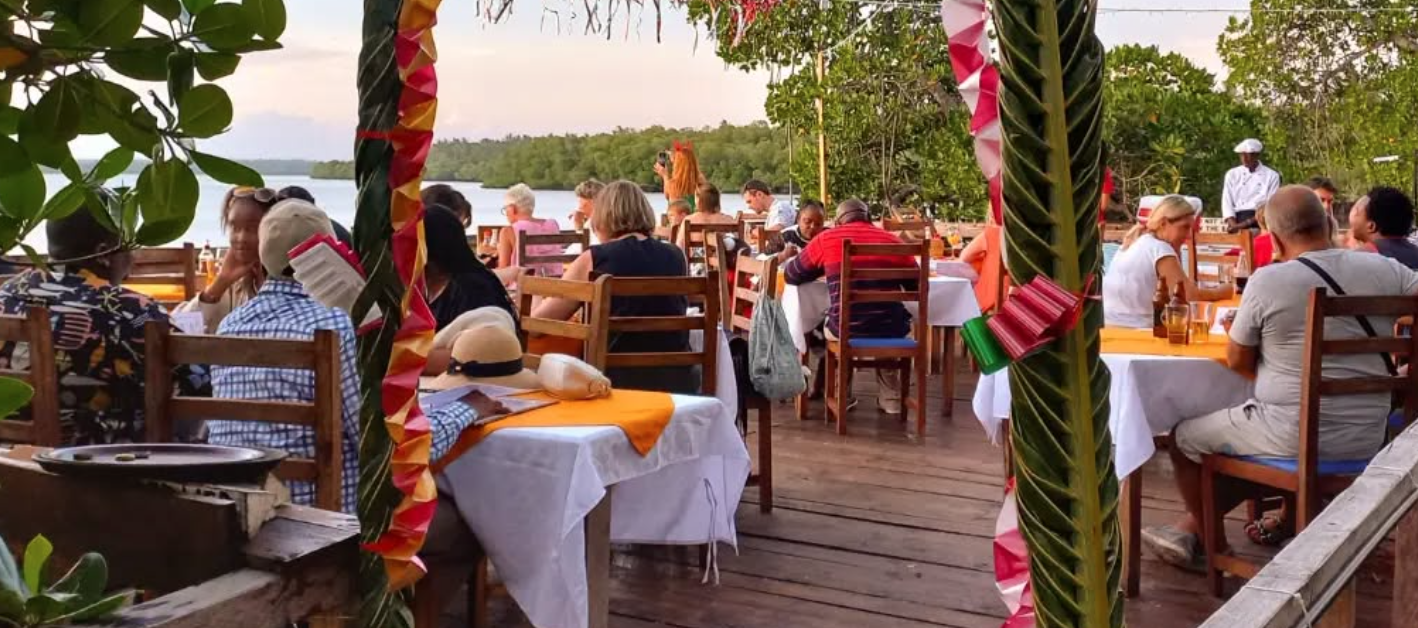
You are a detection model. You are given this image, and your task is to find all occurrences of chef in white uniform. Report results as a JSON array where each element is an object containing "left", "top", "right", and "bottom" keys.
[{"left": 1221, "top": 138, "right": 1281, "bottom": 233}]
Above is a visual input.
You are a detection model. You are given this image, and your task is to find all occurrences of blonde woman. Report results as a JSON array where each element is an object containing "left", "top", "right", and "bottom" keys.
[
  {"left": 533, "top": 181, "right": 697, "bottom": 394},
  {"left": 1102, "top": 195, "right": 1233, "bottom": 328}
]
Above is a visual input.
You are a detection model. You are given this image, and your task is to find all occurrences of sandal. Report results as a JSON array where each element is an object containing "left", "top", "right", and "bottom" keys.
[{"left": 1244, "top": 514, "right": 1291, "bottom": 547}]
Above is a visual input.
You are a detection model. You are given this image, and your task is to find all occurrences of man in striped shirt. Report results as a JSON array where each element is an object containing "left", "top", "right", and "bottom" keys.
[{"left": 782, "top": 199, "right": 919, "bottom": 414}]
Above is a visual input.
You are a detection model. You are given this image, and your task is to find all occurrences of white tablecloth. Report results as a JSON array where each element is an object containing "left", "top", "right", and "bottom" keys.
[
  {"left": 689, "top": 329, "right": 738, "bottom": 422},
  {"left": 782, "top": 276, "right": 981, "bottom": 353},
  {"left": 437, "top": 394, "right": 750, "bottom": 628},
  {"left": 971, "top": 353, "right": 1254, "bottom": 478}
]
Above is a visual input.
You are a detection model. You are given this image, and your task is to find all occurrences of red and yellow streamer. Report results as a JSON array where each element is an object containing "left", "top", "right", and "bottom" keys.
[{"left": 360, "top": 0, "right": 444, "bottom": 590}]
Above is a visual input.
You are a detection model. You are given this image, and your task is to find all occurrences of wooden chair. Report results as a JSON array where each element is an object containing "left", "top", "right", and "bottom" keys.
[
  {"left": 882, "top": 218, "right": 933, "bottom": 243},
  {"left": 596, "top": 272, "right": 721, "bottom": 398},
  {"left": 824, "top": 240, "right": 930, "bottom": 436},
  {"left": 0, "top": 308, "right": 60, "bottom": 446},
  {"left": 127, "top": 243, "right": 200, "bottom": 305},
  {"left": 737, "top": 212, "right": 769, "bottom": 251},
  {"left": 1200, "top": 288, "right": 1418, "bottom": 596},
  {"left": 1187, "top": 230, "right": 1252, "bottom": 282},
  {"left": 517, "top": 230, "right": 588, "bottom": 275},
  {"left": 143, "top": 321, "right": 344, "bottom": 511},
  {"left": 701, "top": 233, "right": 734, "bottom": 331},
  {"left": 516, "top": 274, "right": 611, "bottom": 369},
  {"left": 728, "top": 256, "right": 778, "bottom": 513},
  {"left": 682, "top": 223, "right": 741, "bottom": 271}
]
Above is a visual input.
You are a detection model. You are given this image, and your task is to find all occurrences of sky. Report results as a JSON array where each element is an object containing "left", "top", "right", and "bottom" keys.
[{"left": 64, "top": 0, "right": 1245, "bottom": 160}]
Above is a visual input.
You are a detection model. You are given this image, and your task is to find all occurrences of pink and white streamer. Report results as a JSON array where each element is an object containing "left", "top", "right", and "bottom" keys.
[
  {"left": 995, "top": 479, "right": 1036, "bottom": 628},
  {"left": 939, "top": 0, "right": 1002, "bottom": 223}
]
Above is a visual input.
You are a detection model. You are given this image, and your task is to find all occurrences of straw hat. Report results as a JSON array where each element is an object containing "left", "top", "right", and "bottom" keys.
[
  {"left": 259, "top": 199, "right": 334, "bottom": 276},
  {"left": 428, "top": 323, "right": 541, "bottom": 391},
  {"left": 433, "top": 306, "right": 517, "bottom": 350},
  {"left": 537, "top": 354, "right": 611, "bottom": 400}
]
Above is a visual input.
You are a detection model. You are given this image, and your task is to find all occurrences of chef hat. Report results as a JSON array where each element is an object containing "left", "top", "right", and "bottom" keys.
[{"left": 1233, "top": 138, "right": 1263, "bottom": 154}]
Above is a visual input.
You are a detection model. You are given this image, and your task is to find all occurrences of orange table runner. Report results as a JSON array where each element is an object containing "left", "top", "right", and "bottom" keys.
[
  {"left": 1101, "top": 327, "right": 1228, "bottom": 364},
  {"left": 128, "top": 283, "right": 189, "bottom": 303},
  {"left": 432, "top": 389, "right": 676, "bottom": 472}
]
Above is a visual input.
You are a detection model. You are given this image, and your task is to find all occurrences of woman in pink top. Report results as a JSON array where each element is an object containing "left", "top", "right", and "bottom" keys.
[{"left": 494, "top": 183, "right": 564, "bottom": 285}]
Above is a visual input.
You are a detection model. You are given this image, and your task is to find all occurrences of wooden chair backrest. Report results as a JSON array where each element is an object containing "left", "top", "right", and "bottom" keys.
[
  {"left": 701, "top": 234, "right": 733, "bottom": 330},
  {"left": 144, "top": 321, "right": 344, "bottom": 511},
  {"left": 729, "top": 255, "right": 779, "bottom": 335},
  {"left": 0, "top": 308, "right": 60, "bottom": 446},
  {"left": 1102, "top": 225, "right": 1132, "bottom": 243},
  {"left": 837, "top": 240, "right": 930, "bottom": 347},
  {"left": 517, "top": 230, "right": 587, "bottom": 271},
  {"left": 516, "top": 274, "right": 611, "bottom": 369},
  {"left": 598, "top": 272, "right": 720, "bottom": 397},
  {"left": 683, "top": 222, "right": 741, "bottom": 269},
  {"left": 882, "top": 219, "right": 934, "bottom": 241},
  {"left": 1188, "top": 230, "right": 1253, "bottom": 280},
  {"left": 475, "top": 225, "right": 500, "bottom": 249},
  {"left": 127, "top": 243, "right": 199, "bottom": 302},
  {"left": 737, "top": 213, "right": 769, "bottom": 250},
  {"left": 1297, "top": 289, "right": 1418, "bottom": 497}
]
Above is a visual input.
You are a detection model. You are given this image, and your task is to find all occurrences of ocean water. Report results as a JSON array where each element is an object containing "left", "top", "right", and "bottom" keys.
[{"left": 25, "top": 174, "right": 669, "bottom": 252}]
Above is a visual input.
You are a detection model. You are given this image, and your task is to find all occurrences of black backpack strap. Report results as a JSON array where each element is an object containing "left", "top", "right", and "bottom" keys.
[{"left": 1294, "top": 257, "right": 1398, "bottom": 376}]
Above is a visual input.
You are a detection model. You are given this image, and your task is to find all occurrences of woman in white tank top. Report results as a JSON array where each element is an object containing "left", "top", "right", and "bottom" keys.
[{"left": 1103, "top": 196, "right": 1234, "bottom": 328}]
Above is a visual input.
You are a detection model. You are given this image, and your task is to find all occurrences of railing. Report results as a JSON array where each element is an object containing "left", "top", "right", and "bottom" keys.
[{"left": 1200, "top": 425, "right": 1418, "bottom": 628}]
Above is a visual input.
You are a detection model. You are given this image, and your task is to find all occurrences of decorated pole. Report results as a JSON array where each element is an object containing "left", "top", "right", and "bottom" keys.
[{"left": 354, "top": 0, "right": 444, "bottom": 625}]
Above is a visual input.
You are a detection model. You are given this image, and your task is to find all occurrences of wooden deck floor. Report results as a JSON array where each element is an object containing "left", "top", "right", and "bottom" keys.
[{"left": 480, "top": 369, "right": 1399, "bottom": 628}]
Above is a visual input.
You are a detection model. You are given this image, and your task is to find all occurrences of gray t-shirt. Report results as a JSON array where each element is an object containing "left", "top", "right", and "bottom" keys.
[{"left": 1230, "top": 249, "right": 1418, "bottom": 460}]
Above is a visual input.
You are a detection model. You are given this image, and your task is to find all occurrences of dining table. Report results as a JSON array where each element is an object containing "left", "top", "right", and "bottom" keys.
[
  {"left": 433, "top": 389, "right": 749, "bottom": 628},
  {"left": 971, "top": 325, "right": 1254, "bottom": 596}
]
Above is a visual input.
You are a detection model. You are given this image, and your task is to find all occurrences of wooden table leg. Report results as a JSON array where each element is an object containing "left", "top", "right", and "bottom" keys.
[
  {"left": 939, "top": 326, "right": 956, "bottom": 418},
  {"left": 1121, "top": 473, "right": 1142, "bottom": 598},
  {"left": 586, "top": 490, "right": 612, "bottom": 628}
]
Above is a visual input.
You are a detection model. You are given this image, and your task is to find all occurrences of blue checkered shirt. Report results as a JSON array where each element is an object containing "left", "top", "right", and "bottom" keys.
[{"left": 208, "top": 279, "right": 476, "bottom": 513}]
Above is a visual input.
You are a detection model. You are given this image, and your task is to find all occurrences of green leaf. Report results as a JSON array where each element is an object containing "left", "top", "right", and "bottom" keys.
[
  {"left": 227, "top": 39, "right": 281, "bottom": 53},
  {"left": 194, "top": 52, "right": 240, "bottom": 80},
  {"left": 993, "top": 2, "right": 1120, "bottom": 628},
  {"left": 190, "top": 151, "right": 261, "bottom": 186},
  {"left": 64, "top": 590, "right": 133, "bottom": 622},
  {"left": 0, "top": 377, "right": 35, "bottom": 420},
  {"left": 85, "top": 188, "right": 120, "bottom": 233},
  {"left": 105, "top": 37, "right": 175, "bottom": 81},
  {"left": 77, "top": 0, "right": 144, "bottom": 48},
  {"left": 106, "top": 108, "right": 161, "bottom": 154},
  {"left": 167, "top": 50, "right": 196, "bottom": 105},
  {"left": 48, "top": 553, "right": 107, "bottom": 601},
  {"left": 241, "top": 0, "right": 285, "bottom": 40},
  {"left": 59, "top": 158, "right": 83, "bottom": 183},
  {"left": 145, "top": 0, "right": 183, "bottom": 20},
  {"left": 42, "top": 182, "right": 88, "bottom": 220},
  {"left": 90, "top": 148, "right": 135, "bottom": 182},
  {"left": 177, "top": 84, "right": 233, "bottom": 138},
  {"left": 182, "top": 0, "right": 215, "bottom": 16},
  {"left": 135, "top": 159, "right": 198, "bottom": 245},
  {"left": 0, "top": 588, "right": 24, "bottom": 619},
  {"left": 0, "top": 137, "right": 45, "bottom": 220},
  {"left": 33, "top": 75, "right": 83, "bottom": 142},
  {"left": 25, "top": 591, "right": 81, "bottom": 623},
  {"left": 192, "top": 3, "right": 255, "bottom": 51},
  {"left": 0, "top": 106, "right": 20, "bottom": 135},
  {"left": 22, "top": 536, "right": 52, "bottom": 594}
]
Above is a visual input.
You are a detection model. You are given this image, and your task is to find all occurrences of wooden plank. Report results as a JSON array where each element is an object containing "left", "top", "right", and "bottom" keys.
[
  {"left": 524, "top": 318, "right": 593, "bottom": 340},
  {"left": 168, "top": 335, "right": 316, "bottom": 368},
  {"left": 1323, "top": 295, "right": 1418, "bottom": 317},
  {"left": 609, "top": 277, "right": 709, "bottom": 297},
  {"left": 243, "top": 505, "right": 359, "bottom": 570},
  {"left": 607, "top": 316, "right": 704, "bottom": 332},
  {"left": 1316, "top": 577, "right": 1356, "bottom": 628},
  {"left": 85, "top": 566, "right": 352, "bottom": 628},
  {"left": 1394, "top": 509, "right": 1418, "bottom": 628},
  {"left": 170, "top": 398, "right": 315, "bottom": 425}
]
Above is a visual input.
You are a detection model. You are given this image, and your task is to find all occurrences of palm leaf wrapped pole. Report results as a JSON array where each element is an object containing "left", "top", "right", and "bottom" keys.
[
  {"left": 355, "top": 0, "right": 445, "bottom": 625},
  {"left": 993, "top": 1, "right": 1121, "bottom": 627}
]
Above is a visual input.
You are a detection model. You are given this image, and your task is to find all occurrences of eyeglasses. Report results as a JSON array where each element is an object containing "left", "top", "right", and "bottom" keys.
[{"left": 232, "top": 187, "right": 278, "bottom": 204}]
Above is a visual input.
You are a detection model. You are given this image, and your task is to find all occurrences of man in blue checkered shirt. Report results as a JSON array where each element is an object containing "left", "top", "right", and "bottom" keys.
[{"left": 208, "top": 200, "right": 484, "bottom": 513}]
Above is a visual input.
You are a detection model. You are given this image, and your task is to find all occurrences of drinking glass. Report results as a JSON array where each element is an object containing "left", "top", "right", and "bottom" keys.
[
  {"left": 1164, "top": 304, "right": 1190, "bottom": 345},
  {"left": 1189, "top": 302, "right": 1215, "bottom": 344}
]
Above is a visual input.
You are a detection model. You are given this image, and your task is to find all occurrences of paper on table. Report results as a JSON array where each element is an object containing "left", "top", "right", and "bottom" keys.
[
  {"left": 1211, "top": 306, "right": 1238, "bottom": 335},
  {"left": 170, "top": 311, "right": 205, "bottom": 335},
  {"left": 420, "top": 383, "right": 556, "bottom": 426}
]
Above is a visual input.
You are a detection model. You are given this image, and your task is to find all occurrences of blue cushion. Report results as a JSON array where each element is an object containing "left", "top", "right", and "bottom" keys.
[
  {"left": 1390, "top": 411, "right": 1406, "bottom": 430},
  {"left": 1234, "top": 456, "right": 1371, "bottom": 476},
  {"left": 847, "top": 337, "right": 917, "bottom": 349}
]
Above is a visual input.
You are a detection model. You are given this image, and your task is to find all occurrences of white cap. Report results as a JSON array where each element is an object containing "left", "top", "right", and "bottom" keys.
[{"left": 1234, "top": 138, "right": 1263, "bottom": 154}]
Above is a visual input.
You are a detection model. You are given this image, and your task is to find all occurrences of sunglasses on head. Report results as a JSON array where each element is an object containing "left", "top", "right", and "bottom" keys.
[{"left": 232, "top": 186, "right": 278, "bottom": 204}]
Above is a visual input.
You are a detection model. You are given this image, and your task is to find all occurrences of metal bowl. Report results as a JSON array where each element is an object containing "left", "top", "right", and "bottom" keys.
[{"left": 34, "top": 443, "right": 288, "bottom": 485}]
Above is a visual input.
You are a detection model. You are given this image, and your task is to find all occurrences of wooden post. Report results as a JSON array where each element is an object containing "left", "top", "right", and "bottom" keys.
[
  {"left": 815, "top": 48, "right": 828, "bottom": 205},
  {"left": 1394, "top": 508, "right": 1418, "bottom": 628},
  {"left": 1120, "top": 474, "right": 1142, "bottom": 598},
  {"left": 1316, "top": 577, "right": 1356, "bottom": 628}
]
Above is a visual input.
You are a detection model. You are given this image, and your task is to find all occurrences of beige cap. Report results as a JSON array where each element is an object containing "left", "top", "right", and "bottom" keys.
[
  {"left": 427, "top": 323, "right": 541, "bottom": 391},
  {"left": 259, "top": 199, "right": 335, "bottom": 276}
]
